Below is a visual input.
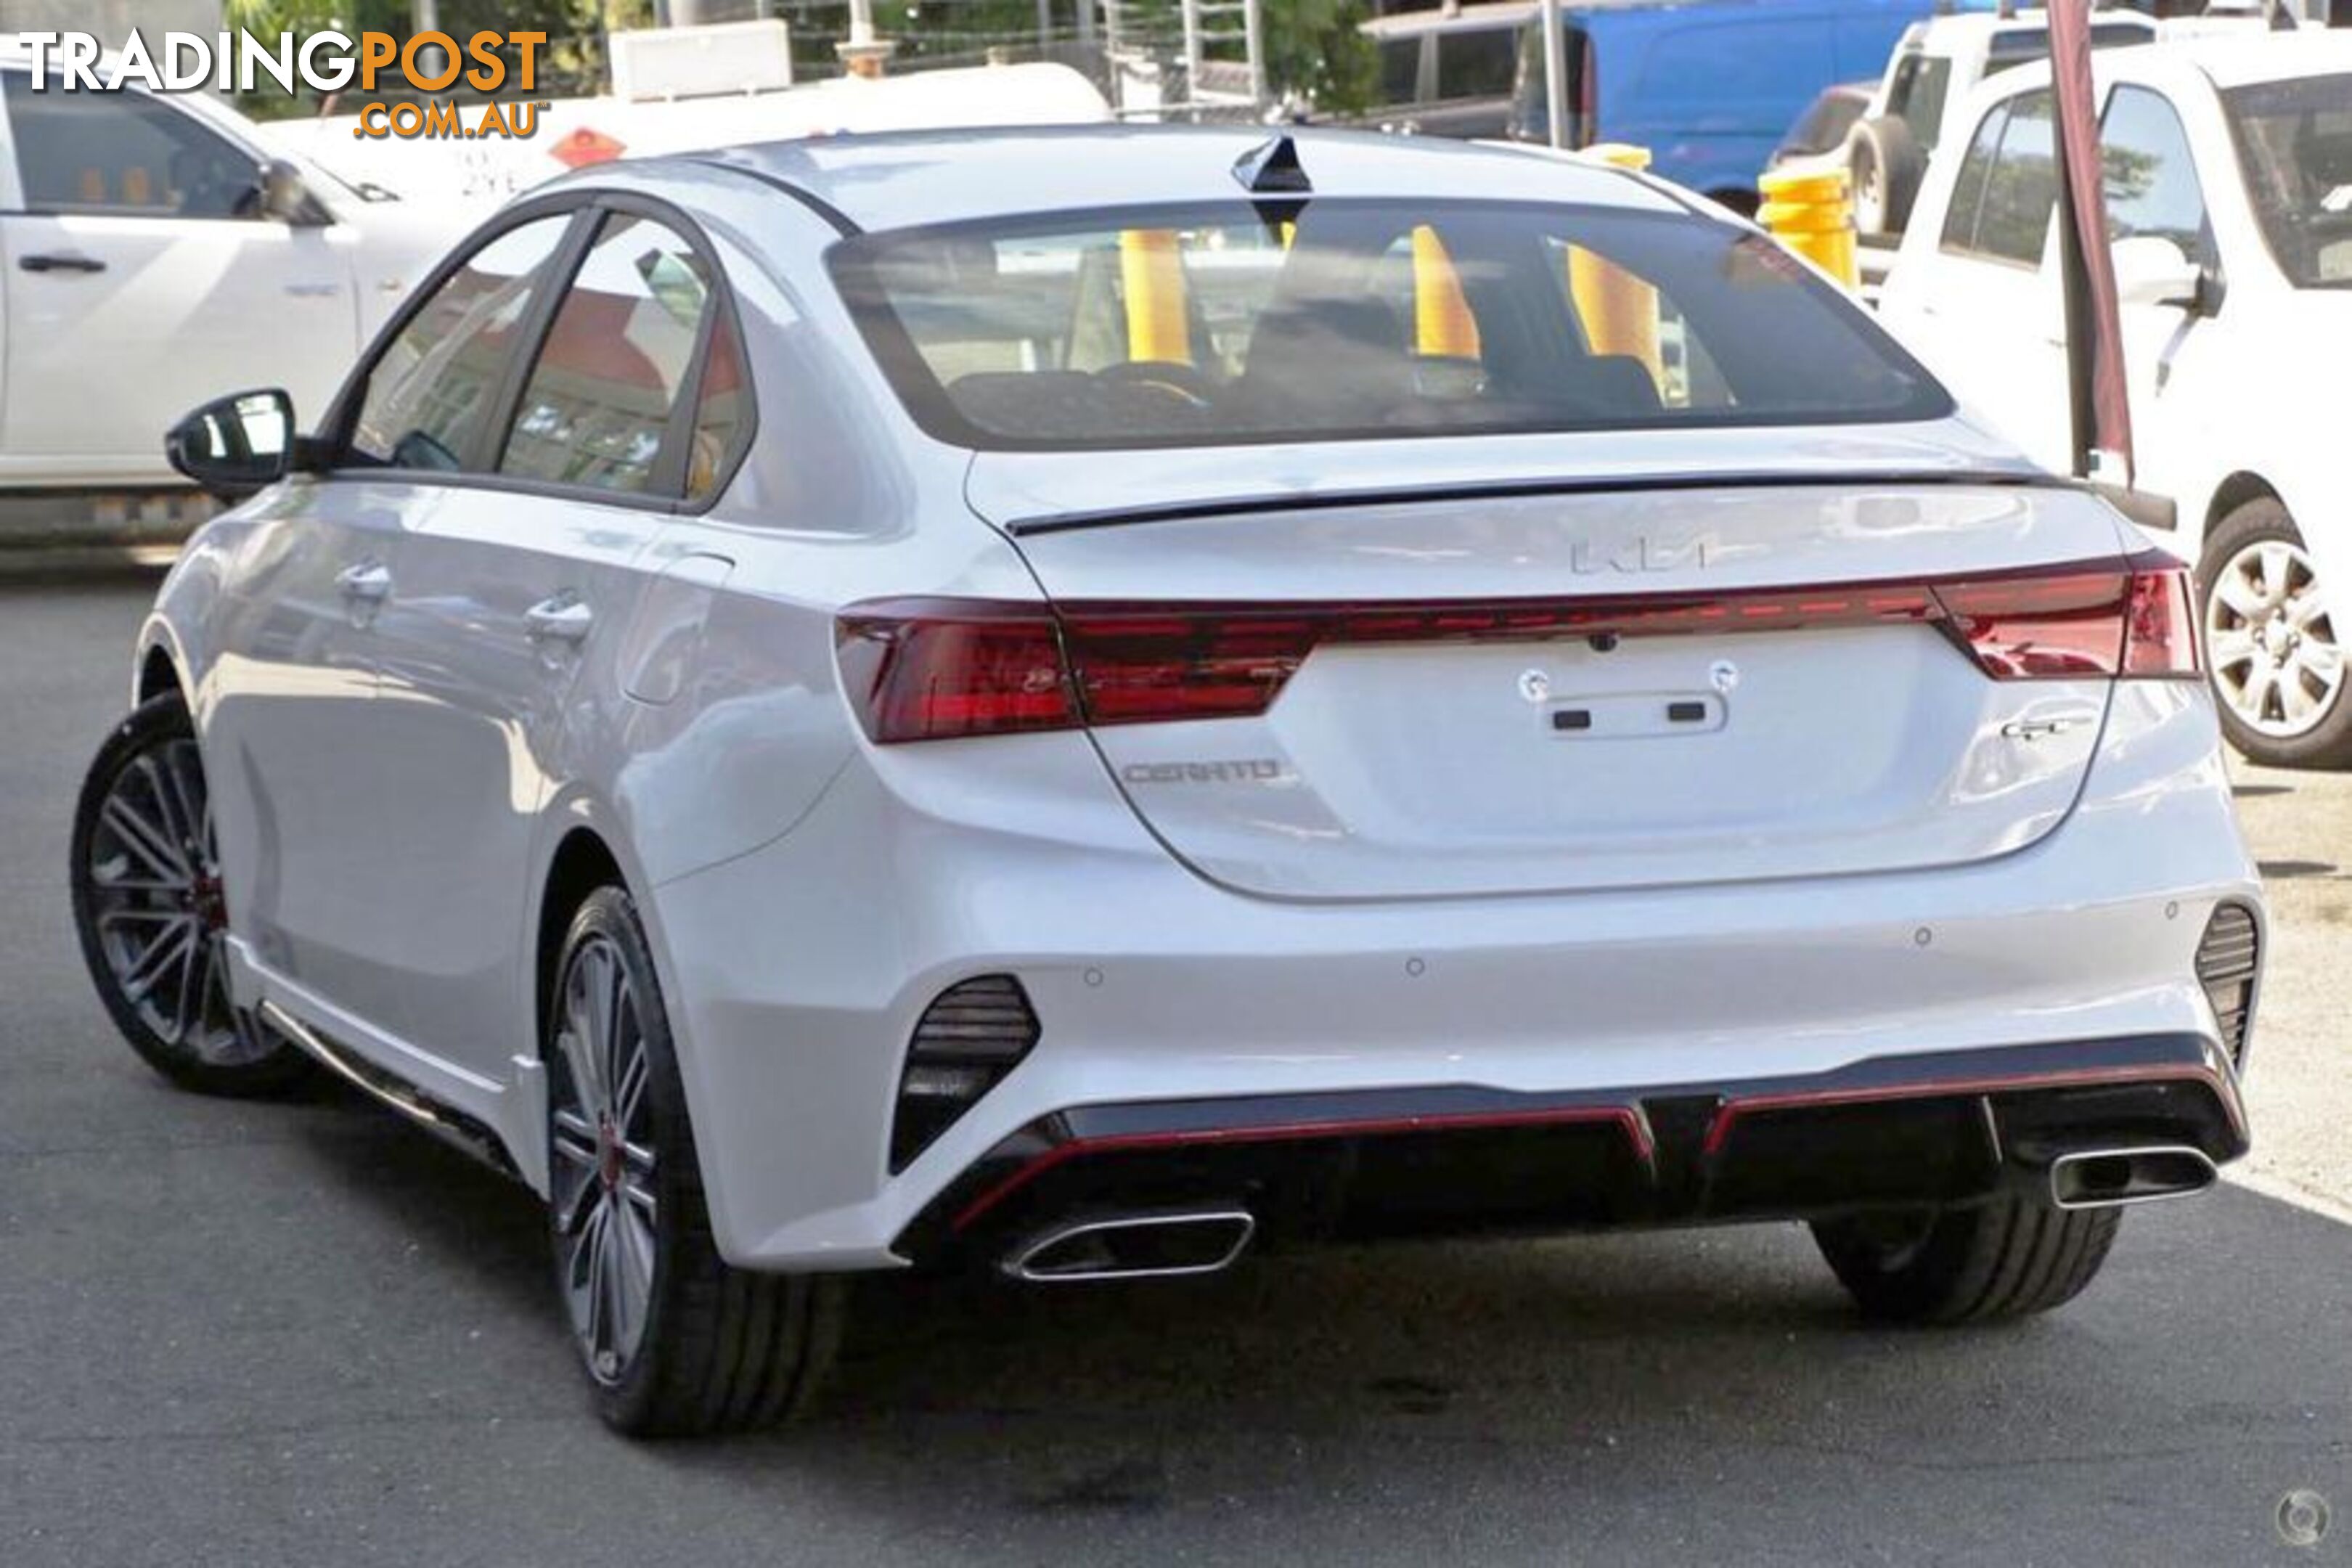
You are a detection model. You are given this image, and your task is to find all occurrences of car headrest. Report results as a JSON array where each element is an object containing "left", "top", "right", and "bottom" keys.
[
  {"left": 1577, "top": 354, "right": 1664, "bottom": 417},
  {"left": 1244, "top": 296, "right": 1407, "bottom": 379}
]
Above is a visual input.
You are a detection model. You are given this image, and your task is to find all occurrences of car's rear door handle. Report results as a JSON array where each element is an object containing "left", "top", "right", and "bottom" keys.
[
  {"left": 335, "top": 560, "right": 393, "bottom": 603},
  {"left": 18, "top": 253, "right": 106, "bottom": 274},
  {"left": 524, "top": 595, "right": 594, "bottom": 644}
]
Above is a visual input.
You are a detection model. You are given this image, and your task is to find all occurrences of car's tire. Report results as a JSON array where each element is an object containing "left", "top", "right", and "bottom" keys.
[
  {"left": 544, "top": 885, "right": 842, "bottom": 1437},
  {"left": 1812, "top": 1199, "right": 2121, "bottom": 1324},
  {"left": 1847, "top": 115, "right": 1924, "bottom": 237},
  {"left": 2197, "top": 498, "right": 2352, "bottom": 769},
  {"left": 69, "top": 693, "right": 311, "bottom": 1096}
]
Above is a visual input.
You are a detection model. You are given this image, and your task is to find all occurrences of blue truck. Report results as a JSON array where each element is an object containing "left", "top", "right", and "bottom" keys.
[{"left": 1500, "top": 0, "right": 2004, "bottom": 211}]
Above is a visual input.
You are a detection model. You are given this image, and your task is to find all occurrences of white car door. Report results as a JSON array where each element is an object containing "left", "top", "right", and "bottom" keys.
[
  {"left": 0, "top": 70, "right": 356, "bottom": 486},
  {"left": 356, "top": 203, "right": 727, "bottom": 1082},
  {"left": 1882, "top": 86, "right": 2071, "bottom": 475},
  {"left": 208, "top": 211, "right": 581, "bottom": 1063},
  {"left": 2094, "top": 79, "right": 2229, "bottom": 536}
]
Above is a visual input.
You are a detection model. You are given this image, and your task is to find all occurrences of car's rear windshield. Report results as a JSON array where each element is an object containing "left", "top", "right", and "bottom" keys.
[
  {"left": 828, "top": 199, "right": 1951, "bottom": 452},
  {"left": 1983, "top": 22, "right": 2152, "bottom": 75},
  {"left": 2226, "top": 74, "right": 2352, "bottom": 290}
]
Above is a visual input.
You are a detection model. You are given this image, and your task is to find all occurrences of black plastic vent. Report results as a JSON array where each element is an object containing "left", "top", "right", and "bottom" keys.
[
  {"left": 889, "top": 975, "right": 1040, "bottom": 1172},
  {"left": 2195, "top": 904, "right": 2260, "bottom": 1069}
]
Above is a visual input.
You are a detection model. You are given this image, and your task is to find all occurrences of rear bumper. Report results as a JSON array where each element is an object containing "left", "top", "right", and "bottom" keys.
[
  {"left": 894, "top": 1032, "right": 2247, "bottom": 1270},
  {"left": 642, "top": 679, "right": 2261, "bottom": 1272}
]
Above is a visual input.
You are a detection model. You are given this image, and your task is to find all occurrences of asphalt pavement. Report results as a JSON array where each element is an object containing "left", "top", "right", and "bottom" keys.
[{"left": 2, "top": 578, "right": 2345, "bottom": 1567}]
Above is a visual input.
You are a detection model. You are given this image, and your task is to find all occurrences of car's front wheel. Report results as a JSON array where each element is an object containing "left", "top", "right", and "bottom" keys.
[
  {"left": 545, "top": 886, "right": 841, "bottom": 1436},
  {"left": 69, "top": 693, "right": 310, "bottom": 1095},
  {"left": 2199, "top": 498, "right": 2352, "bottom": 769},
  {"left": 1811, "top": 1199, "right": 2120, "bottom": 1324}
]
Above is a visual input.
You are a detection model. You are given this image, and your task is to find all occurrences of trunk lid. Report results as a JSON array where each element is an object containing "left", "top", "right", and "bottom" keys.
[{"left": 970, "top": 433, "right": 2136, "bottom": 902}]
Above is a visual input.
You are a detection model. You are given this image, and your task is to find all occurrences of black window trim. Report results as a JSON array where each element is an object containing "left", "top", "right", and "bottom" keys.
[{"left": 307, "top": 184, "right": 761, "bottom": 517}]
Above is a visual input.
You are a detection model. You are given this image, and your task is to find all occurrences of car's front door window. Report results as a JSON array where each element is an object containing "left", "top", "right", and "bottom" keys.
[
  {"left": 4, "top": 80, "right": 263, "bottom": 219},
  {"left": 2100, "top": 84, "right": 2214, "bottom": 271},
  {"left": 345, "top": 215, "right": 576, "bottom": 472}
]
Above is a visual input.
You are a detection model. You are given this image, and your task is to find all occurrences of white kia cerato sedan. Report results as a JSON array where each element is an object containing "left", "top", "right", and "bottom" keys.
[{"left": 74, "top": 127, "right": 2263, "bottom": 1436}]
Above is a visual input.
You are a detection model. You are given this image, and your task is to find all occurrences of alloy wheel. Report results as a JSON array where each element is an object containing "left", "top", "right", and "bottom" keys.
[
  {"left": 81, "top": 738, "right": 258, "bottom": 1064},
  {"left": 2205, "top": 538, "right": 2342, "bottom": 740},
  {"left": 549, "top": 934, "right": 659, "bottom": 1386}
]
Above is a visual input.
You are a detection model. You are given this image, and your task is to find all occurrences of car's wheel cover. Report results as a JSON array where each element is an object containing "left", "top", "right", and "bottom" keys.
[
  {"left": 549, "top": 932, "right": 659, "bottom": 1385},
  {"left": 2205, "top": 537, "right": 2343, "bottom": 740}
]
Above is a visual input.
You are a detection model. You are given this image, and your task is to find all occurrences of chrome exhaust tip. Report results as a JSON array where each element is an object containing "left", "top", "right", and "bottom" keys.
[
  {"left": 2048, "top": 1145, "right": 2219, "bottom": 1211},
  {"left": 1004, "top": 1208, "right": 1256, "bottom": 1283}
]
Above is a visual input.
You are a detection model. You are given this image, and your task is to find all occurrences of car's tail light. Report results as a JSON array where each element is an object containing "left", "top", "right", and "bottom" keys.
[
  {"left": 2123, "top": 561, "right": 2201, "bottom": 678},
  {"left": 836, "top": 557, "right": 2200, "bottom": 743},
  {"left": 1935, "top": 558, "right": 2199, "bottom": 681},
  {"left": 835, "top": 600, "right": 1077, "bottom": 743}
]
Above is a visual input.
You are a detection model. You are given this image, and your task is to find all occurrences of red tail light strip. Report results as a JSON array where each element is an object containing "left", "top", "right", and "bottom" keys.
[{"left": 838, "top": 554, "right": 2200, "bottom": 743}]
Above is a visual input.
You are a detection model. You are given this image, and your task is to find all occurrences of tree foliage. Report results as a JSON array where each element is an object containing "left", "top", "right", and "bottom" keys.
[{"left": 1261, "top": 0, "right": 1376, "bottom": 116}]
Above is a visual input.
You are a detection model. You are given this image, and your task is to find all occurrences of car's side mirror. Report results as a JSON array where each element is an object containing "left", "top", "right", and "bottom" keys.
[
  {"left": 258, "top": 158, "right": 321, "bottom": 226},
  {"left": 2112, "top": 234, "right": 2205, "bottom": 313},
  {"left": 166, "top": 389, "right": 295, "bottom": 501}
]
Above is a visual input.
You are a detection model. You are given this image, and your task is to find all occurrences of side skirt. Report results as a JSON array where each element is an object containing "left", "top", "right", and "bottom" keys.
[
  {"left": 224, "top": 936, "right": 539, "bottom": 1188},
  {"left": 259, "top": 1000, "right": 525, "bottom": 1183}
]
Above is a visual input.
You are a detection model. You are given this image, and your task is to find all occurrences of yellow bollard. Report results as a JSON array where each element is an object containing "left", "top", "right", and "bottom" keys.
[
  {"left": 1410, "top": 225, "right": 1481, "bottom": 360},
  {"left": 1119, "top": 229, "right": 1191, "bottom": 364},
  {"left": 1567, "top": 144, "right": 1661, "bottom": 387},
  {"left": 1756, "top": 168, "right": 1858, "bottom": 289}
]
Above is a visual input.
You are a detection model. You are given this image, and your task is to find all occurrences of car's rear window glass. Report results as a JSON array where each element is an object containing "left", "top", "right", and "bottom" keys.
[
  {"left": 830, "top": 200, "right": 1949, "bottom": 451},
  {"left": 499, "top": 213, "right": 713, "bottom": 495},
  {"left": 1378, "top": 38, "right": 1421, "bottom": 105},
  {"left": 1982, "top": 22, "right": 2152, "bottom": 76},
  {"left": 1435, "top": 28, "right": 1518, "bottom": 101},
  {"left": 1971, "top": 89, "right": 2057, "bottom": 266},
  {"left": 687, "top": 308, "right": 749, "bottom": 500}
]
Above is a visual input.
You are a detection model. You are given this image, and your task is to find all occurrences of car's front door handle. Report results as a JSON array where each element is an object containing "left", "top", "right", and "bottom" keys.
[
  {"left": 524, "top": 595, "right": 594, "bottom": 645},
  {"left": 335, "top": 560, "right": 393, "bottom": 603},
  {"left": 18, "top": 252, "right": 107, "bottom": 274}
]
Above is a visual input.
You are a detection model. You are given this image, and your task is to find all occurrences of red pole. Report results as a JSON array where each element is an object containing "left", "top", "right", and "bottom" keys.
[{"left": 2046, "top": 0, "right": 2134, "bottom": 485}]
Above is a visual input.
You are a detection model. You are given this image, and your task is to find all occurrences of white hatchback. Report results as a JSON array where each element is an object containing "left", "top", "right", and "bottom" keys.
[
  {"left": 1882, "top": 36, "right": 2352, "bottom": 766},
  {"left": 74, "top": 127, "right": 2263, "bottom": 1435}
]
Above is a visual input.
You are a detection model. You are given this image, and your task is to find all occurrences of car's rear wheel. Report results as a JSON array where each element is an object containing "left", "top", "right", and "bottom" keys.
[
  {"left": 1811, "top": 1198, "right": 2120, "bottom": 1324},
  {"left": 69, "top": 693, "right": 309, "bottom": 1095},
  {"left": 545, "top": 886, "right": 841, "bottom": 1436},
  {"left": 2198, "top": 499, "right": 2352, "bottom": 769}
]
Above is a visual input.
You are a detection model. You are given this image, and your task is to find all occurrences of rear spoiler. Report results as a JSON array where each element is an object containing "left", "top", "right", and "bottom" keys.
[{"left": 1002, "top": 467, "right": 2073, "bottom": 537}]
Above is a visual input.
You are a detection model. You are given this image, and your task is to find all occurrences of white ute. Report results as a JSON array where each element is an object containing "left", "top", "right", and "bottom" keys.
[
  {"left": 1882, "top": 35, "right": 2352, "bottom": 764},
  {"left": 0, "top": 51, "right": 465, "bottom": 489}
]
